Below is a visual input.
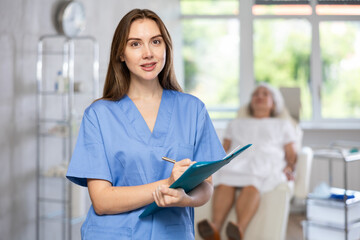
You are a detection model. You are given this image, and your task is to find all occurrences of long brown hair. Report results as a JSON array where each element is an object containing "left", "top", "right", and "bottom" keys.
[{"left": 101, "top": 9, "right": 182, "bottom": 101}]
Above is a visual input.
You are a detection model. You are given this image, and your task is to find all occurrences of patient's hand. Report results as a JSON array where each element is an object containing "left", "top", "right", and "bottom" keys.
[{"left": 283, "top": 166, "right": 294, "bottom": 181}]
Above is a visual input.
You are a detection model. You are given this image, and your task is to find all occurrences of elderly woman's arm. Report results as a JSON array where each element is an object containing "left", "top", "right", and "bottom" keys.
[
  {"left": 283, "top": 142, "right": 297, "bottom": 181},
  {"left": 223, "top": 138, "right": 231, "bottom": 153}
]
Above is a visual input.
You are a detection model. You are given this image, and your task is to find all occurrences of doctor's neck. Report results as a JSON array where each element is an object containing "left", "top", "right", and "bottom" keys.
[{"left": 127, "top": 78, "right": 163, "bottom": 100}]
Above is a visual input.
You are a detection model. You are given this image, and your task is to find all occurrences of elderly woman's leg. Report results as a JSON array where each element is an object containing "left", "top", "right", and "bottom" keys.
[
  {"left": 227, "top": 185, "right": 260, "bottom": 239},
  {"left": 198, "top": 184, "right": 235, "bottom": 240},
  {"left": 212, "top": 184, "right": 236, "bottom": 231}
]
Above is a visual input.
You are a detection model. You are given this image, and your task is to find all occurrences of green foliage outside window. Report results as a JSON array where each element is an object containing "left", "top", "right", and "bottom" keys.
[
  {"left": 254, "top": 19, "right": 312, "bottom": 120},
  {"left": 182, "top": 19, "right": 239, "bottom": 109},
  {"left": 320, "top": 22, "right": 360, "bottom": 118}
]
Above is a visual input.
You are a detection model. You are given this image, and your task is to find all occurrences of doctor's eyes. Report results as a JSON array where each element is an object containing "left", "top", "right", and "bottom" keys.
[
  {"left": 152, "top": 39, "right": 162, "bottom": 45},
  {"left": 130, "top": 41, "right": 141, "bottom": 47},
  {"left": 128, "top": 38, "right": 163, "bottom": 48}
]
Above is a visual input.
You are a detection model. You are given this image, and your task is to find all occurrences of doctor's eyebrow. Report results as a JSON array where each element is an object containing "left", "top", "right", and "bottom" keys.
[{"left": 127, "top": 34, "right": 163, "bottom": 42}]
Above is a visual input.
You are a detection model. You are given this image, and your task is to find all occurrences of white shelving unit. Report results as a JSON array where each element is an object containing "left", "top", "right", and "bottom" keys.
[
  {"left": 36, "top": 35, "right": 99, "bottom": 240},
  {"left": 303, "top": 141, "right": 360, "bottom": 240}
]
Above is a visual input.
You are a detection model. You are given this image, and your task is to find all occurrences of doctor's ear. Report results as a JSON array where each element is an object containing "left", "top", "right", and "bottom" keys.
[{"left": 120, "top": 55, "right": 125, "bottom": 62}]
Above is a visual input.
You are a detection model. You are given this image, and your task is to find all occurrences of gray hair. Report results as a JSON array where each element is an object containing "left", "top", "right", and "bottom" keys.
[{"left": 248, "top": 82, "right": 284, "bottom": 117}]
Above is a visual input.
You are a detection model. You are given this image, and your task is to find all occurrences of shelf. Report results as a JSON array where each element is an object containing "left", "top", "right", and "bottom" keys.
[
  {"left": 38, "top": 90, "right": 94, "bottom": 96},
  {"left": 40, "top": 174, "right": 67, "bottom": 179},
  {"left": 39, "top": 132, "right": 73, "bottom": 139},
  {"left": 40, "top": 211, "right": 86, "bottom": 225},
  {"left": 40, "top": 50, "right": 66, "bottom": 55},
  {"left": 39, "top": 118, "right": 70, "bottom": 124},
  {"left": 40, "top": 210, "right": 64, "bottom": 221},
  {"left": 307, "top": 187, "right": 360, "bottom": 204},
  {"left": 71, "top": 216, "right": 87, "bottom": 225},
  {"left": 307, "top": 196, "right": 360, "bottom": 207},
  {"left": 41, "top": 50, "right": 97, "bottom": 57},
  {"left": 314, "top": 150, "right": 360, "bottom": 162},
  {"left": 36, "top": 34, "right": 99, "bottom": 240},
  {"left": 38, "top": 123, "right": 71, "bottom": 138},
  {"left": 38, "top": 90, "right": 68, "bottom": 96},
  {"left": 39, "top": 197, "right": 70, "bottom": 204},
  {"left": 307, "top": 196, "right": 360, "bottom": 225},
  {"left": 40, "top": 162, "right": 68, "bottom": 178},
  {"left": 304, "top": 220, "right": 360, "bottom": 230},
  {"left": 303, "top": 220, "right": 360, "bottom": 240}
]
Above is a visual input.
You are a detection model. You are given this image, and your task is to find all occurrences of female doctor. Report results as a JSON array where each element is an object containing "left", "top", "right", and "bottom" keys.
[{"left": 66, "top": 8, "right": 225, "bottom": 240}]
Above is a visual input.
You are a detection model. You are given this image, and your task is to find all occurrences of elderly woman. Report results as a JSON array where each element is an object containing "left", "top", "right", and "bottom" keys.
[{"left": 198, "top": 83, "right": 297, "bottom": 240}]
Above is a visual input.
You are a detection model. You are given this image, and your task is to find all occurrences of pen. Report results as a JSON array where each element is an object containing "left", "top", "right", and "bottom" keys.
[{"left": 162, "top": 156, "right": 176, "bottom": 164}]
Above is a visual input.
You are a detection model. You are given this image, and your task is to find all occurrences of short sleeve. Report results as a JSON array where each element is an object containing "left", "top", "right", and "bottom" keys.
[
  {"left": 66, "top": 107, "right": 113, "bottom": 187},
  {"left": 193, "top": 106, "right": 226, "bottom": 163},
  {"left": 282, "top": 120, "right": 297, "bottom": 145}
]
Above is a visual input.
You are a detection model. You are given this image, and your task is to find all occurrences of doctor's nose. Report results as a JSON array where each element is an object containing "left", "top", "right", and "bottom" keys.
[{"left": 142, "top": 45, "right": 154, "bottom": 59}]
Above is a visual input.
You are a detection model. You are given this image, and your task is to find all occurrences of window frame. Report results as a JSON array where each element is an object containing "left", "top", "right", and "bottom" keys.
[{"left": 180, "top": 0, "right": 360, "bottom": 129}]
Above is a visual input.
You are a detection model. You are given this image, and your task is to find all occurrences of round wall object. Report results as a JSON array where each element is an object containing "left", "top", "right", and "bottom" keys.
[{"left": 56, "top": 1, "right": 86, "bottom": 38}]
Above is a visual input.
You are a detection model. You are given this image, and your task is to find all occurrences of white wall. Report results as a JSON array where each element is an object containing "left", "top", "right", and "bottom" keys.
[{"left": 0, "top": 1, "right": 181, "bottom": 239}]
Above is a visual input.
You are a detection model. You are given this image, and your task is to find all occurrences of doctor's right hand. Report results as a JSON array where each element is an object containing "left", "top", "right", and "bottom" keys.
[{"left": 167, "top": 158, "right": 195, "bottom": 186}]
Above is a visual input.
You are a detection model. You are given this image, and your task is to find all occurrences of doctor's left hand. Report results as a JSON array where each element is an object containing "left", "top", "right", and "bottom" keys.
[{"left": 153, "top": 185, "right": 191, "bottom": 208}]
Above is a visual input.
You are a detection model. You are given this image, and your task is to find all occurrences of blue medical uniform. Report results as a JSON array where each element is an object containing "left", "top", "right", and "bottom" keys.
[{"left": 66, "top": 89, "right": 225, "bottom": 240}]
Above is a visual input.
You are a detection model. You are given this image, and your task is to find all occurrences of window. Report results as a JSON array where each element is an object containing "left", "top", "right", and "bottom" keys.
[
  {"left": 180, "top": 0, "right": 239, "bottom": 15},
  {"left": 320, "top": 21, "right": 360, "bottom": 118},
  {"left": 180, "top": 0, "right": 360, "bottom": 125},
  {"left": 255, "top": 0, "right": 310, "bottom": 3},
  {"left": 182, "top": 19, "right": 239, "bottom": 119},
  {"left": 181, "top": 0, "right": 240, "bottom": 119},
  {"left": 252, "top": 4, "right": 312, "bottom": 15},
  {"left": 253, "top": 19, "right": 312, "bottom": 120},
  {"left": 316, "top": 5, "right": 360, "bottom": 15}
]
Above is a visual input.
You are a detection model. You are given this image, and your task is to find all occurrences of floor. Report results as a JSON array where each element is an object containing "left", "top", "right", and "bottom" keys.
[{"left": 286, "top": 212, "right": 307, "bottom": 240}]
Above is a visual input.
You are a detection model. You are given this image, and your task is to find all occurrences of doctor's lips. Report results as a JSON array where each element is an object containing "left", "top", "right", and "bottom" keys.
[
  {"left": 162, "top": 156, "right": 176, "bottom": 164},
  {"left": 141, "top": 62, "right": 157, "bottom": 71}
]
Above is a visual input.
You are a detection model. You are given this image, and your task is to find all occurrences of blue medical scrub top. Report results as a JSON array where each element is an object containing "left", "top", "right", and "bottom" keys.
[{"left": 66, "top": 89, "right": 225, "bottom": 240}]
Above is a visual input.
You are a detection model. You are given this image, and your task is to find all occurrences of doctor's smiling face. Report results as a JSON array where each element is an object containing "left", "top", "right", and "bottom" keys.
[
  {"left": 121, "top": 18, "right": 166, "bottom": 83},
  {"left": 102, "top": 9, "right": 181, "bottom": 101}
]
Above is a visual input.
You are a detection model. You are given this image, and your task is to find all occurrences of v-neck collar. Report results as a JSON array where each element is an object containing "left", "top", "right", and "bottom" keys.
[{"left": 118, "top": 89, "right": 175, "bottom": 146}]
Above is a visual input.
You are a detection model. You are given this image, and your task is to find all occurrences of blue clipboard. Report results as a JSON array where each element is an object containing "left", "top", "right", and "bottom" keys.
[{"left": 139, "top": 143, "right": 252, "bottom": 218}]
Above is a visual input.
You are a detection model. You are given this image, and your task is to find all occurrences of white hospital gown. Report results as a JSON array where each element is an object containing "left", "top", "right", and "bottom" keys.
[{"left": 213, "top": 118, "right": 297, "bottom": 193}]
